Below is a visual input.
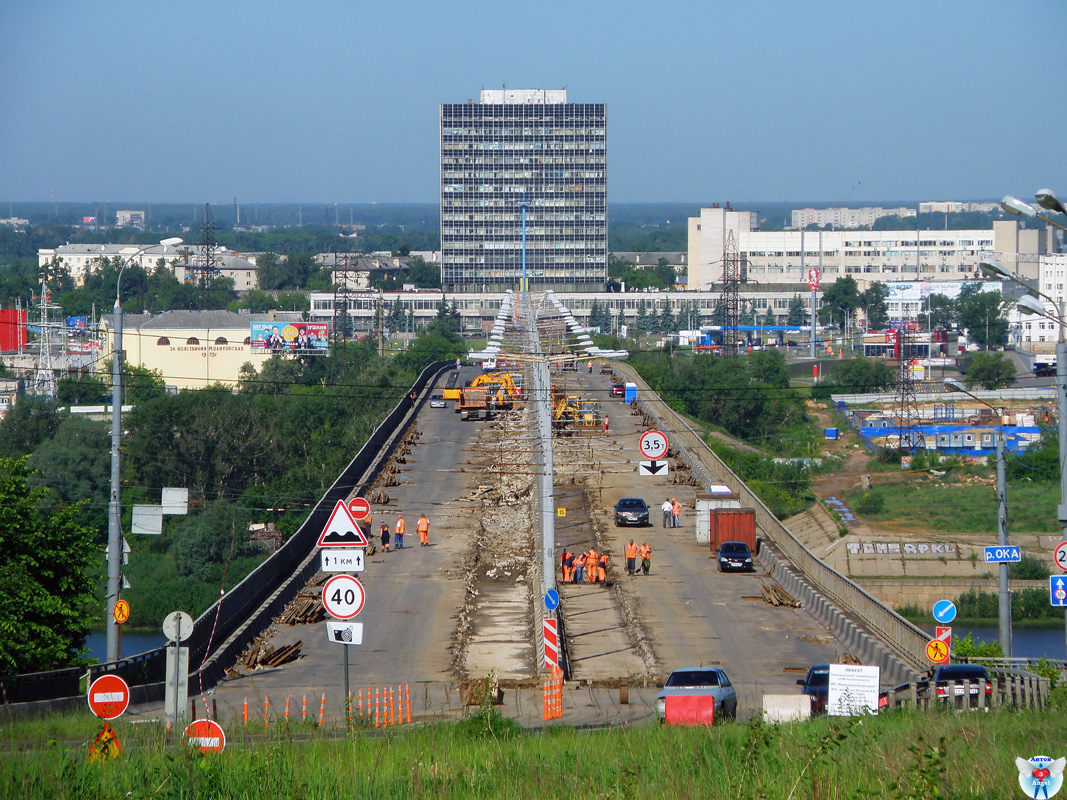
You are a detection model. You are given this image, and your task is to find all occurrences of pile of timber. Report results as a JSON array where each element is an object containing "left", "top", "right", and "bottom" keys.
[
  {"left": 275, "top": 574, "right": 330, "bottom": 626},
  {"left": 761, "top": 583, "right": 802, "bottom": 608},
  {"left": 240, "top": 639, "right": 303, "bottom": 670}
]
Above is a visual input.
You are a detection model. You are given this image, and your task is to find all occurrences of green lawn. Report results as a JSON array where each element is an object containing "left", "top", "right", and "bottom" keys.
[
  {"left": 843, "top": 478, "right": 1061, "bottom": 533},
  {"left": 2, "top": 706, "right": 1065, "bottom": 799}
]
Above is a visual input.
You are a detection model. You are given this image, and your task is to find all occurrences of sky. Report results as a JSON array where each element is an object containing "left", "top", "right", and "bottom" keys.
[{"left": 1, "top": 1, "right": 1064, "bottom": 206}]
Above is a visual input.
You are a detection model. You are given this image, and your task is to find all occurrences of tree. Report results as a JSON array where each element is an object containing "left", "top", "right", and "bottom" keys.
[
  {"left": 0, "top": 457, "right": 97, "bottom": 672},
  {"left": 57, "top": 374, "right": 108, "bottom": 404},
  {"left": 256, "top": 253, "right": 285, "bottom": 291},
  {"left": 819, "top": 276, "right": 861, "bottom": 327},
  {"left": 406, "top": 256, "right": 441, "bottom": 289},
  {"left": 965, "top": 351, "right": 1016, "bottom": 389},
  {"left": 787, "top": 295, "right": 807, "bottom": 327},
  {"left": 927, "top": 294, "right": 957, "bottom": 331},
  {"left": 173, "top": 499, "right": 252, "bottom": 583},
  {"left": 0, "top": 398, "right": 67, "bottom": 458},
  {"left": 860, "top": 283, "right": 890, "bottom": 330},
  {"left": 956, "top": 284, "right": 1010, "bottom": 349}
]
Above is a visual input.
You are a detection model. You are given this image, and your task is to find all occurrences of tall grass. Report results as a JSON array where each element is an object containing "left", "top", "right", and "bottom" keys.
[{"left": 2, "top": 707, "right": 1065, "bottom": 799}]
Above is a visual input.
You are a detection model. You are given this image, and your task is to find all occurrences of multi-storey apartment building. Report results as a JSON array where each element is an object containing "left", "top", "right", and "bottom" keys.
[
  {"left": 791, "top": 206, "right": 915, "bottom": 229},
  {"left": 440, "top": 89, "right": 607, "bottom": 293}
]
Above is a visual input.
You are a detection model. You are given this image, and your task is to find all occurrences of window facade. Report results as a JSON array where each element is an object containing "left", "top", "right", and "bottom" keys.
[{"left": 440, "top": 91, "right": 607, "bottom": 293}]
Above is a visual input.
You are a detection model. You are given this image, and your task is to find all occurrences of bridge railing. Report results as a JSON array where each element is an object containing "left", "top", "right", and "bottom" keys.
[
  {"left": 614, "top": 363, "right": 931, "bottom": 672},
  {"left": 1, "top": 360, "right": 451, "bottom": 709}
]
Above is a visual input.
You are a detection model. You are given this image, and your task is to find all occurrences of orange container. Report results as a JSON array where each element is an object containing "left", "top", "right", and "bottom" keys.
[{"left": 708, "top": 508, "right": 757, "bottom": 552}]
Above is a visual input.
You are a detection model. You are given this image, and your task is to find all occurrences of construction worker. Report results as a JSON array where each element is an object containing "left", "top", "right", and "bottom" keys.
[
  {"left": 661, "top": 498, "right": 673, "bottom": 528},
  {"left": 561, "top": 550, "right": 574, "bottom": 583},
  {"left": 573, "top": 553, "right": 584, "bottom": 584},
  {"left": 672, "top": 498, "right": 682, "bottom": 529},
  {"left": 603, "top": 416, "right": 609, "bottom": 432},
  {"left": 379, "top": 521, "right": 391, "bottom": 552},
  {"left": 625, "top": 540, "right": 638, "bottom": 576},
  {"left": 394, "top": 513, "right": 406, "bottom": 549},
  {"left": 417, "top": 514, "right": 430, "bottom": 546},
  {"left": 588, "top": 360, "right": 593, "bottom": 373},
  {"left": 597, "top": 552, "right": 609, "bottom": 585},
  {"left": 585, "top": 549, "right": 599, "bottom": 585},
  {"left": 639, "top": 543, "right": 652, "bottom": 575}
]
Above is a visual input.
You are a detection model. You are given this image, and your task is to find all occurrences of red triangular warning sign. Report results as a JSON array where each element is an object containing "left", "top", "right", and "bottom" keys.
[{"left": 316, "top": 500, "right": 369, "bottom": 548}]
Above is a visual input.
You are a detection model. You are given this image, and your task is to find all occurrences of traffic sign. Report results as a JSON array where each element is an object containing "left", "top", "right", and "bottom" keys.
[
  {"left": 984, "top": 545, "right": 1021, "bottom": 563},
  {"left": 544, "top": 589, "right": 560, "bottom": 611},
  {"left": 638, "top": 430, "right": 669, "bottom": 460},
  {"left": 321, "top": 549, "right": 365, "bottom": 573},
  {"left": 1051, "top": 575, "right": 1067, "bottom": 607},
  {"left": 926, "top": 638, "right": 950, "bottom": 665},
  {"left": 317, "top": 500, "right": 369, "bottom": 548},
  {"left": 557, "top": 508, "right": 566, "bottom": 517},
  {"left": 326, "top": 621, "right": 364, "bottom": 645},
  {"left": 113, "top": 599, "right": 130, "bottom": 624},
  {"left": 322, "top": 574, "right": 366, "bottom": 619},
  {"left": 935, "top": 625, "right": 952, "bottom": 654},
  {"left": 543, "top": 618, "right": 559, "bottom": 669},
  {"left": 639, "top": 460, "right": 669, "bottom": 476},
  {"left": 88, "top": 674, "right": 130, "bottom": 720},
  {"left": 932, "top": 599, "right": 957, "bottom": 624},
  {"left": 348, "top": 497, "right": 371, "bottom": 519},
  {"left": 163, "top": 610, "right": 194, "bottom": 643},
  {"left": 1055, "top": 541, "right": 1067, "bottom": 572},
  {"left": 183, "top": 719, "right": 226, "bottom": 753}
]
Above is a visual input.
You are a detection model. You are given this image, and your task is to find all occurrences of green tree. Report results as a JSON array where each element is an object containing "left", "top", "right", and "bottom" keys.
[
  {"left": 406, "top": 256, "right": 441, "bottom": 289},
  {"left": 57, "top": 375, "right": 109, "bottom": 404},
  {"left": 0, "top": 398, "right": 67, "bottom": 458},
  {"left": 172, "top": 499, "right": 252, "bottom": 583},
  {"left": 956, "top": 284, "right": 1009, "bottom": 349},
  {"left": 787, "top": 295, "right": 807, "bottom": 327},
  {"left": 860, "top": 283, "right": 891, "bottom": 330},
  {"left": 965, "top": 351, "right": 1016, "bottom": 389},
  {"left": 0, "top": 457, "right": 97, "bottom": 672},
  {"left": 819, "top": 276, "right": 861, "bottom": 327},
  {"left": 256, "top": 253, "right": 285, "bottom": 290}
]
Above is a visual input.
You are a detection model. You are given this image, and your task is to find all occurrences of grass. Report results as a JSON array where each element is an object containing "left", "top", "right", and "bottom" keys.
[
  {"left": 2, "top": 706, "right": 1067, "bottom": 798},
  {"left": 842, "top": 478, "right": 1061, "bottom": 533}
]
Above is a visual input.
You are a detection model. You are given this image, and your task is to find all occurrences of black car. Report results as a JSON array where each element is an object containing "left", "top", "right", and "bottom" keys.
[
  {"left": 797, "top": 664, "right": 830, "bottom": 714},
  {"left": 717, "top": 541, "right": 754, "bottom": 572},
  {"left": 927, "top": 664, "right": 992, "bottom": 708},
  {"left": 614, "top": 497, "right": 650, "bottom": 527}
]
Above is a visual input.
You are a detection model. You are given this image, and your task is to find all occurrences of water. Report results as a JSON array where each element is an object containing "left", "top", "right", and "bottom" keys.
[
  {"left": 921, "top": 625, "right": 1067, "bottom": 660},
  {"left": 85, "top": 629, "right": 167, "bottom": 661}
]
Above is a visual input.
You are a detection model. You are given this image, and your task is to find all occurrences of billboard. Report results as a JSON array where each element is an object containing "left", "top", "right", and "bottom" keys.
[{"left": 250, "top": 322, "right": 328, "bottom": 353}]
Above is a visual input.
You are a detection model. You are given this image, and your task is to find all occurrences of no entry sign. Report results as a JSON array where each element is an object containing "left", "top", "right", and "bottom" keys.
[
  {"left": 88, "top": 674, "right": 130, "bottom": 720},
  {"left": 348, "top": 497, "right": 371, "bottom": 519},
  {"left": 183, "top": 718, "right": 226, "bottom": 753}
]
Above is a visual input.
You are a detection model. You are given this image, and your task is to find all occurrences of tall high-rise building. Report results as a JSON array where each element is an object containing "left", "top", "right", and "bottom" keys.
[{"left": 440, "top": 89, "right": 607, "bottom": 293}]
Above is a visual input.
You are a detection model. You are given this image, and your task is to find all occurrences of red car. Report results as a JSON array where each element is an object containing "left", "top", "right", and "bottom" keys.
[{"left": 610, "top": 384, "right": 625, "bottom": 398}]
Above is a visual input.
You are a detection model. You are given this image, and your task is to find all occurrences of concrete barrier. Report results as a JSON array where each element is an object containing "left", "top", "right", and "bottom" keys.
[{"left": 763, "top": 694, "right": 810, "bottom": 723}]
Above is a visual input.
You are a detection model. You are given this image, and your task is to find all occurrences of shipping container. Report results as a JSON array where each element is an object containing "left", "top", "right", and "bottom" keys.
[
  {"left": 706, "top": 508, "right": 758, "bottom": 553},
  {"left": 694, "top": 491, "right": 742, "bottom": 544}
]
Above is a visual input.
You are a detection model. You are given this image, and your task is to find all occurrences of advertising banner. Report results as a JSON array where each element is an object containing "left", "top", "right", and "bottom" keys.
[{"left": 250, "top": 322, "right": 328, "bottom": 353}]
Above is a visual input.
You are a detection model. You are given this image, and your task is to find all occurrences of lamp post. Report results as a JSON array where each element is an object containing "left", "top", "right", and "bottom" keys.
[
  {"left": 106, "top": 237, "right": 182, "bottom": 662},
  {"left": 1001, "top": 195, "right": 1067, "bottom": 233},
  {"left": 944, "top": 377, "right": 1011, "bottom": 657}
]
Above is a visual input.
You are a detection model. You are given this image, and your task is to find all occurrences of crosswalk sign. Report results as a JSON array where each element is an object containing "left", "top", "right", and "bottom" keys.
[{"left": 316, "top": 500, "right": 369, "bottom": 548}]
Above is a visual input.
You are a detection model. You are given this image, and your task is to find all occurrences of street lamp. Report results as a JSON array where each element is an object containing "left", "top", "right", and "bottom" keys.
[
  {"left": 106, "top": 237, "right": 182, "bottom": 662},
  {"left": 1001, "top": 195, "right": 1067, "bottom": 233},
  {"left": 944, "top": 377, "right": 1011, "bottom": 657},
  {"left": 1036, "top": 189, "right": 1067, "bottom": 216}
]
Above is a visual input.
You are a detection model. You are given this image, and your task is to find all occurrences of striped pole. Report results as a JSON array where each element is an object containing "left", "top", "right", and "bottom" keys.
[
  {"left": 264, "top": 696, "right": 270, "bottom": 729},
  {"left": 406, "top": 684, "right": 412, "bottom": 724},
  {"left": 358, "top": 689, "right": 363, "bottom": 720},
  {"left": 389, "top": 686, "right": 395, "bottom": 726},
  {"left": 243, "top": 697, "right": 248, "bottom": 726},
  {"left": 374, "top": 687, "right": 380, "bottom": 728},
  {"left": 318, "top": 693, "right": 326, "bottom": 726},
  {"left": 284, "top": 694, "right": 291, "bottom": 722},
  {"left": 301, "top": 693, "right": 308, "bottom": 722},
  {"left": 347, "top": 691, "right": 353, "bottom": 731}
]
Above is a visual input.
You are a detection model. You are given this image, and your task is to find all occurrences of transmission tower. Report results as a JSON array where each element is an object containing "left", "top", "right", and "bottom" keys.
[
  {"left": 893, "top": 327, "right": 926, "bottom": 453},
  {"left": 193, "top": 203, "right": 220, "bottom": 286},
  {"left": 31, "top": 264, "right": 64, "bottom": 398},
  {"left": 331, "top": 230, "right": 356, "bottom": 349},
  {"left": 720, "top": 230, "right": 743, "bottom": 354}
]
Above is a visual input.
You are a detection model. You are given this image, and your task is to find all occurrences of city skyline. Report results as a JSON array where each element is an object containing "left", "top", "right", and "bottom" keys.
[{"left": 1, "top": 1, "right": 1063, "bottom": 205}]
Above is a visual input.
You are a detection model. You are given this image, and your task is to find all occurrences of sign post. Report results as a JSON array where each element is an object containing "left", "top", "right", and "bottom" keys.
[{"left": 163, "top": 611, "right": 193, "bottom": 725}]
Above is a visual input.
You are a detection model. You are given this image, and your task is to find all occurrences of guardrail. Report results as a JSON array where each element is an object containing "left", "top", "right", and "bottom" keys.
[
  {"left": 1, "top": 360, "right": 452, "bottom": 710},
  {"left": 613, "top": 363, "right": 931, "bottom": 673},
  {"left": 831, "top": 387, "right": 1056, "bottom": 405},
  {"left": 882, "top": 669, "right": 1049, "bottom": 711}
]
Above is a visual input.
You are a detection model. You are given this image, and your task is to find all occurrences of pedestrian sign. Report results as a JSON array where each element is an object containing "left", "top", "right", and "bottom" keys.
[
  {"left": 1051, "top": 575, "right": 1067, "bottom": 607},
  {"left": 113, "top": 599, "right": 130, "bottom": 624},
  {"left": 317, "top": 500, "right": 369, "bottom": 548},
  {"left": 926, "top": 638, "right": 950, "bottom": 664}
]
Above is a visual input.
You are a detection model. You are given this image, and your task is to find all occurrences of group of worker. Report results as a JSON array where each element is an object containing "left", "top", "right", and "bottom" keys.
[
  {"left": 377, "top": 512, "right": 431, "bottom": 551},
  {"left": 661, "top": 497, "right": 683, "bottom": 528},
  {"left": 560, "top": 541, "right": 652, "bottom": 584}
]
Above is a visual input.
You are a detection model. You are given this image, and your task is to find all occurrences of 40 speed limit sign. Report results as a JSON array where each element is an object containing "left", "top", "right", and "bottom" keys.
[
  {"left": 639, "top": 430, "right": 669, "bottom": 460},
  {"left": 321, "top": 574, "right": 366, "bottom": 620}
]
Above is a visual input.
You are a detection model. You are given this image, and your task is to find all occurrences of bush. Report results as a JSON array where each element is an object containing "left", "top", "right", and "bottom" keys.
[
  {"left": 854, "top": 492, "right": 885, "bottom": 514},
  {"left": 1010, "top": 555, "right": 1050, "bottom": 580}
]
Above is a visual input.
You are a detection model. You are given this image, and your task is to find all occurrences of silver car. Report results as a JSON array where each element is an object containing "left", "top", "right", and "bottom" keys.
[{"left": 656, "top": 667, "right": 738, "bottom": 722}]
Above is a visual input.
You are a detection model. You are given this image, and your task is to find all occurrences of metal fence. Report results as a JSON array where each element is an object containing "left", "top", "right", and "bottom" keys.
[
  {"left": 1, "top": 361, "right": 450, "bottom": 707},
  {"left": 614, "top": 364, "right": 931, "bottom": 672}
]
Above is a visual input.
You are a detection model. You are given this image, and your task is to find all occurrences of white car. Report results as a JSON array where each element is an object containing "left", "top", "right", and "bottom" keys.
[{"left": 429, "top": 394, "right": 446, "bottom": 409}]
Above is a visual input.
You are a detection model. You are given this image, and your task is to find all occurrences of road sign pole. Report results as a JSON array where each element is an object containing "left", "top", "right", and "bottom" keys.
[{"left": 343, "top": 645, "right": 349, "bottom": 717}]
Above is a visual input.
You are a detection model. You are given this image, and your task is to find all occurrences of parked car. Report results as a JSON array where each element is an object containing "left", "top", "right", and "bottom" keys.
[
  {"left": 614, "top": 497, "right": 650, "bottom": 527},
  {"left": 656, "top": 667, "right": 738, "bottom": 723},
  {"left": 429, "top": 394, "right": 446, "bottom": 409},
  {"left": 926, "top": 664, "right": 993, "bottom": 708},
  {"left": 797, "top": 664, "right": 830, "bottom": 714},
  {"left": 609, "top": 383, "right": 625, "bottom": 398},
  {"left": 717, "top": 541, "right": 754, "bottom": 572}
]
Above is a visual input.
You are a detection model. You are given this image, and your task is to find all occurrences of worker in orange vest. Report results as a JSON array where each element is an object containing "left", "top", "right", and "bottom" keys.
[
  {"left": 560, "top": 549, "right": 571, "bottom": 582},
  {"left": 671, "top": 498, "right": 682, "bottom": 529},
  {"left": 585, "top": 549, "right": 598, "bottom": 585},
  {"left": 625, "top": 540, "right": 639, "bottom": 576},
  {"left": 597, "top": 552, "right": 609, "bottom": 585},
  {"left": 417, "top": 514, "right": 430, "bottom": 546},
  {"left": 639, "top": 543, "right": 652, "bottom": 575},
  {"left": 394, "top": 514, "right": 406, "bottom": 549}
]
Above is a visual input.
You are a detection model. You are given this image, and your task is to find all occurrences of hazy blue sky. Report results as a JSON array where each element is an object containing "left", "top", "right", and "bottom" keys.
[{"left": 1, "top": 1, "right": 1063, "bottom": 205}]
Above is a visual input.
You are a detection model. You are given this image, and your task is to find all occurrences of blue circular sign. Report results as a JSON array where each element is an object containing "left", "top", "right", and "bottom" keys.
[
  {"left": 544, "top": 589, "right": 560, "bottom": 611},
  {"left": 932, "top": 599, "right": 957, "bottom": 624}
]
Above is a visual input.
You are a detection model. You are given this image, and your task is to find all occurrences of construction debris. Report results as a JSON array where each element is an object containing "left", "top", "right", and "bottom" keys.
[
  {"left": 240, "top": 638, "right": 303, "bottom": 670},
  {"left": 760, "top": 583, "right": 802, "bottom": 608}
]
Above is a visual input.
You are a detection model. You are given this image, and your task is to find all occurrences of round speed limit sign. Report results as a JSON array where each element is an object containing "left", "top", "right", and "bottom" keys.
[
  {"left": 1055, "top": 542, "right": 1067, "bottom": 572},
  {"left": 639, "top": 430, "right": 669, "bottom": 460},
  {"left": 322, "top": 574, "right": 366, "bottom": 620}
]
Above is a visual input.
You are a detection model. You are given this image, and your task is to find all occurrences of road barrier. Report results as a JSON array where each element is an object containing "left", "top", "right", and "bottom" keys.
[{"left": 613, "top": 364, "right": 931, "bottom": 674}]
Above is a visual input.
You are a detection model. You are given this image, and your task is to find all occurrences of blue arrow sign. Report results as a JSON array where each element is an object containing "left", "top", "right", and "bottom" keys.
[
  {"left": 984, "top": 545, "right": 1021, "bottom": 564},
  {"left": 1050, "top": 576, "right": 1067, "bottom": 608},
  {"left": 932, "top": 599, "right": 957, "bottom": 623},
  {"left": 544, "top": 589, "right": 560, "bottom": 611}
]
